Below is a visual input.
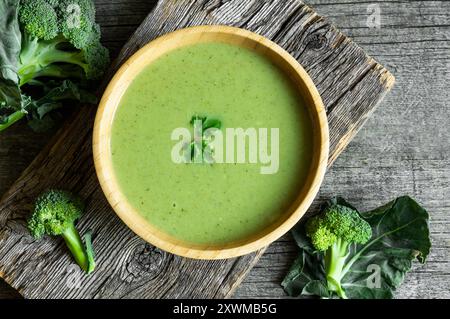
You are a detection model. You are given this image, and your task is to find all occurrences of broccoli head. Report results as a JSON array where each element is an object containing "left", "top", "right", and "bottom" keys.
[
  {"left": 19, "top": 0, "right": 59, "bottom": 40},
  {"left": 28, "top": 189, "right": 95, "bottom": 274},
  {"left": 29, "top": 189, "right": 83, "bottom": 238},
  {"left": 17, "top": 0, "right": 109, "bottom": 86},
  {"left": 80, "top": 38, "right": 110, "bottom": 80},
  {"left": 306, "top": 205, "right": 372, "bottom": 251},
  {"left": 306, "top": 204, "right": 372, "bottom": 298},
  {"left": 58, "top": 0, "right": 97, "bottom": 49}
]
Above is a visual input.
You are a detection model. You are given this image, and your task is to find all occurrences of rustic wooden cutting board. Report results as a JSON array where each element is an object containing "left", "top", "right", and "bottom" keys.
[{"left": 0, "top": 0, "right": 394, "bottom": 298}]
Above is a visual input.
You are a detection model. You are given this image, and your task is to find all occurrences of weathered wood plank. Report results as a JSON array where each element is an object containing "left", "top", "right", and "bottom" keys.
[{"left": 0, "top": 0, "right": 393, "bottom": 298}]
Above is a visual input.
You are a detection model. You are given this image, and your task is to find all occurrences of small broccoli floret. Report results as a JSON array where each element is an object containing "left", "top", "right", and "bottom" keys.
[
  {"left": 58, "top": 0, "right": 97, "bottom": 49},
  {"left": 28, "top": 190, "right": 95, "bottom": 274},
  {"left": 80, "top": 40, "right": 110, "bottom": 80},
  {"left": 19, "top": 0, "right": 59, "bottom": 40},
  {"left": 306, "top": 205, "right": 372, "bottom": 298},
  {"left": 29, "top": 190, "right": 83, "bottom": 237}
]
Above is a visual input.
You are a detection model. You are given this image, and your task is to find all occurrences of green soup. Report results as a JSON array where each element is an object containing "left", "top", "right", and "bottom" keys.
[{"left": 111, "top": 42, "right": 313, "bottom": 245}]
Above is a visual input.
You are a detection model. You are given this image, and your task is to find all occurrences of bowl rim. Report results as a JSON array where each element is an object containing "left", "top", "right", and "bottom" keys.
[{"left": 93, "top": 25, "right": 329, "bottom": 260}]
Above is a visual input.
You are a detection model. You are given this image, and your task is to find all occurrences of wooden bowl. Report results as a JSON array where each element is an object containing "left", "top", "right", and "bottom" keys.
[{"left": 93, "top": 25, "right": 329, "bottom": 260}]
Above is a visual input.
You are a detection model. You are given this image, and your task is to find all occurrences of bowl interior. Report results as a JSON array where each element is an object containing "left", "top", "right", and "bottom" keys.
[{"left": 93, "top": 26, "right": 329, "bottom": 259}]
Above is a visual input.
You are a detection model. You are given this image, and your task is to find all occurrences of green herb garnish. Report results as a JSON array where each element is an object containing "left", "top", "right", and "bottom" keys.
[{"left": 188, "top": 115, "right": 222, "bottom": 163}]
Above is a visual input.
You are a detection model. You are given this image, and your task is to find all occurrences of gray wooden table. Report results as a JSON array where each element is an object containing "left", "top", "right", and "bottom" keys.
[{"left": 0, "top": 0, "right": 448, "bottom": 299}]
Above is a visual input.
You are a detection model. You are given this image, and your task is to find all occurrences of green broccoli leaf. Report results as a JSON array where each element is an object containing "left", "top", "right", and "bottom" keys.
[
  {"left": 83, "top": 230, "right": 96, "bottom": 274},
  {"left": 341, "top": 196, "right": 431, "bottom": 299},
  {"left": 0, "top": 78, "right": 22, "bottom": 110},
  {"left": 283, "top": 222, "right": 331, "bottom": 298},
  {"left": 282, "top": 244, "right": 330, "bottom": 297},
  {"left": 25, "top": 80, "right": 96, "bottom": 132},
  {"left": 283, "top": 196, "right": 431, "bottom": 299},
  {"left": 33, "top": 80, "right": 96, "bottom": 118},
  {"left": 0, "top": 79, "right": 32, "bottom": 131},
  {"left": 0, "top": 0, "right": 21, "bottom": 83},
  {"left": 0, "top": 0, "right": 24, "bottom": 131}
]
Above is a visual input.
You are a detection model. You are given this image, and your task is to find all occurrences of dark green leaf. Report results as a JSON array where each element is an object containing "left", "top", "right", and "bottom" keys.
[
  {"left": 286, "top": 223, "right": 330, "bottom": 298},
  {"left": 27, "top": 111, "right": 63, "bottom": 132},
  {"left": 0, "top": 83, "right": 31, "bottom": 131},
  {"left": 25, "top": 80, "right": 96, "bottom": 132},
  {"left": 31, "top": 80, "right": 96, "bottom": 119},
  {"left": 203, "top": 118, "right": 222, "bottom": 130},
  {"left": 0, "top": 0, "right": 21, "bottom": 83},
  {"left": 190, "top": 115, "right": 207, "bottom": 126},
  {"left": 282, "top": 251, "right": 329, "bottom": 298},
  {"left": 0, "top": 78, "right": 22, "bottom": 110},
  {"left": 342, "top": 196, "right": 431, "bottom": 299},
  {"left": 291, "top": 222, "right": 316, "bottom": 254},
  {"left": 302, "top": 280, "right": 331, "bottom": 297},
  {"left": 84, "top": 230, "right": 96, "bottom": 274}
]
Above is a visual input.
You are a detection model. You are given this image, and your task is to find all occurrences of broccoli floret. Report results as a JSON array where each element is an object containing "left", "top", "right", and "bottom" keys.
[
  {"left": 306, "top": 205, "right": 372, "bottom": 298},
  {"left": 80, "top": 39, "right": 110, "bottom": 80},
  {"left": 58, "top": 0, "right": 97, "bottom": 49},
  {"left": 28, "top": 190, "right": 95, "bottom": 274},
  {"left": 19, "top": 0, "right": 59, "bottom": 40},
  {"left": 17, "top": 0, "right": 109, "bottom": 86}
]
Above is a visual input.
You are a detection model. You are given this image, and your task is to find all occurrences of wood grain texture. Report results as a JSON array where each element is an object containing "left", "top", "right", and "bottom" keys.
[{"left": 0, "top": 0, "right": 395, "bottom": 298}]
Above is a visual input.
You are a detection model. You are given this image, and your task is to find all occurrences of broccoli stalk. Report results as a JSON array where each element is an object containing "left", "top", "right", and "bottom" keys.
[
  {"left": 323, "top": 238, "right": 351, "bottom": 298},
  {"left": 18, "top": 34, "right": 86, "bottom": 86},
  {"left": 28, "top": 190, "right": 95, "bottom": 274},
  {"left": 60, "top": 222, "right": 89, "bottom": 271},
  {"left": 306, "top": 205, "right": 372, "bottom": 299},
  {"left": 0, "top": 110, "right": 26, "bottom": 131}
]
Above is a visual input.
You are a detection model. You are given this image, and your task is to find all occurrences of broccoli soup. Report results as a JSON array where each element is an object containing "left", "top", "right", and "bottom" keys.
[{"left": 110, "top": 42, "right": 313, "bottom": 245}]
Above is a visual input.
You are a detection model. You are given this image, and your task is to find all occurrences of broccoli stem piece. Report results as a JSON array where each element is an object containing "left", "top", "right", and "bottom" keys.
[
  {"left": 18, "top": 34, "right": 86, "bottom": 86},
  {"left": 0, "top": 110, "right": 26, "bottom": 132},
  {"left": 34, "top": 64, "right": 84, "bottom": 80},
  {"left": 324, "top": 238, "right": 349, "bottom": 299},
  {"left": 84, "top": 231, "right": 96, "bottom": 274},
  {"left": 61, "top": 222, "right": 89, "bottom": 273}
]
